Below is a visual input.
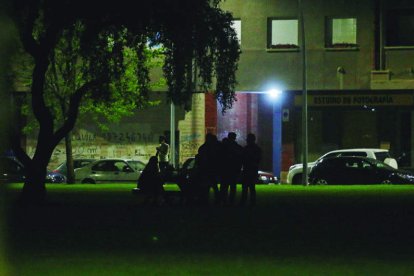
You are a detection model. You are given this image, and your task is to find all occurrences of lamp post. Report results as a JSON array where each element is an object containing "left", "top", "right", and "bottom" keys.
[
  {"left": 298, "top": 0, "right": 308, "bottom": 185},
  {"left": 170, "top": 101, "right": 176, "bottom": 168}
]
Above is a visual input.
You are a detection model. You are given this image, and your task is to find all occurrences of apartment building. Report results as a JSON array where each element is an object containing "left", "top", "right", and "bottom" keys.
[{"left": 214, "top": 0, "right": 414, "bottom": 180}]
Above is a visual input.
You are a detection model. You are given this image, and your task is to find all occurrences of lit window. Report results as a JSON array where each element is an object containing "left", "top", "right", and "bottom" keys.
[
  {"left": 268, "top": 19, "right": 299, "bottom": 49},
  {"left": 386, "top": 9, "right": 414, "bottom": 46},
  {"left": 232, "top": 19, "right": 241, "bottom": 44},
  {"left": 326, "top": 18, "right": 357, "bottom": 48}
]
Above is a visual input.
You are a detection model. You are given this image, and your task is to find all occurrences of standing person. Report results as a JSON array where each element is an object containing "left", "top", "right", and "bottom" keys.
[
  {"left": 197, "top": 133, "right": 221, "bottom": 205},
  {"left": 240, "top": 133, "right": 262, "bottom": 206},
  {"left": 220, "top": 132, "right": 243, "bottom": 206},
  {"left": 137, "top": 156, "right": 165, "bottom": 206},
  {"left": 156, "top": 135, "right": 170, "bottom": 175}
]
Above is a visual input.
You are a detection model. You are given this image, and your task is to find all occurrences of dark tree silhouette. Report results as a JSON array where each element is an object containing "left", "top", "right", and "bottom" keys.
[{"left": 9, "top": 0, "right": 240, "bottom": 203}]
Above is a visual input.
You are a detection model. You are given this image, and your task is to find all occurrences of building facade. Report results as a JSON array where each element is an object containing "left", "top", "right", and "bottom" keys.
[
  {"left": 24, "top": 0, "right": 414, "bottom": 183},
  {"left": 217, "top": 0, "right": 414, "bottom": 181}
]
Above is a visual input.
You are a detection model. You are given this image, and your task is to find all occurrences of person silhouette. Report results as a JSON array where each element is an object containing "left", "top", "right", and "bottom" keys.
[
  {"left": 137, "top": 156, "right": 165, "bottom": 205},
  {"left": 156, "top": 135, "right": 170, "bottom": 176},
  {"left": 220, "top": 132, "right": 243, "bottom": 206},
  {"left": 240, "top": 133, "right": 262, "bottom": 206},
  {"left": 197, "top": 133, "right": 221, "bottom": 205}
]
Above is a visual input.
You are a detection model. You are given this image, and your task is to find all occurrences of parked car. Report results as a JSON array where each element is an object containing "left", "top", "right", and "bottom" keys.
[
  {"left": 308, "top": 156, "right": 414, "bottom": 185},
  {"left": 287, "top": 148, "right": 398, "bottom": 184},
  {"left": 46, "top": 170, "right": 67, "bottom": 183},
  {"left": 173, "top": 157, "right": 278, "bottom": 185},
  {"left": 75, "top": 158, "right": 146, "bottom": 184},
  {"left": 1, "top": 156, "right": 66, "bottom": 183},
  {"left": 0, "top": 156, "right": 26, "bottom": 183},
  {"left": 53, "top": 158, "right": 96, "bottom": 176}
]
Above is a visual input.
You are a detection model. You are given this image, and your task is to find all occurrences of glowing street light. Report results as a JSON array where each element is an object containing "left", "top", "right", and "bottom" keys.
[{"left": 268, "top": 88, "right": 282, "bottom": 99}]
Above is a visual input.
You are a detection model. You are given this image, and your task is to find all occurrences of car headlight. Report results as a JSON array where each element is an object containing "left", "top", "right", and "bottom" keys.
[{"left": 260, "top": 176, "right": 268, "bottom": 181}]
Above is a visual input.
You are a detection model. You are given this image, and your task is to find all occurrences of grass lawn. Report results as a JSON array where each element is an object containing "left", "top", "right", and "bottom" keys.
[{"left": 3, "top": 183, "right": 414, "bottom": 275}]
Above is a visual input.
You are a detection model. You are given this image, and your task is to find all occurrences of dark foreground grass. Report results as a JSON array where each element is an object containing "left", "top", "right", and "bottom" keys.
[{"left": 4, "top": 184, "right": 414, "bottom": 275}]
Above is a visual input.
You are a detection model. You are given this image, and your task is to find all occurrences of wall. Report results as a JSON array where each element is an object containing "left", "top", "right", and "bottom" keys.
[
  {"left": 178, "top": 93, "right": 206, "bottom": 164},
  {"left": 217, "top": 93, "right": 259, "bottom": 145},
  {"left": 26, "top": 92, "right": 207, "bottom": 169}
]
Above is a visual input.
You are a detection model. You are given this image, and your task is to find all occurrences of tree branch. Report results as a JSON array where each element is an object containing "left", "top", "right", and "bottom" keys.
[
  {"left": 53, "top": 80, "right": 102, "bottom": 144},
  {"left": 17, "top": 1, "right": 41, "bottom": 58}
]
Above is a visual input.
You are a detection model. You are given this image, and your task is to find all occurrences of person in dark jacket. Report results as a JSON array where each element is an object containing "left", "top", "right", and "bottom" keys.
[
  {"left": 197, "top": 133, "right": 221, "bottom": 205},
  {"left": 220, "top": 132, "right": 243, "bottom": 206},
  {"left": 137, "top": 156, "right": 165, "bottom": 205},
  {"left": 240, "top": 133, "right": 262, "bottom": 206}
]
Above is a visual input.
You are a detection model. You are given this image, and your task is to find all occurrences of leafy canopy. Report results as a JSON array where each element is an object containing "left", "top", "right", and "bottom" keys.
[{"left": 12, "top": 0, "right": 240, "bottom": 111}]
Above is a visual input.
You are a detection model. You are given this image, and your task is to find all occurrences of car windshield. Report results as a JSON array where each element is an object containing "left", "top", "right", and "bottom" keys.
[
  {"left": 1, "top": 158, "right": 24, "bottom": 173},
  {"left": 74, "top": 159, "right": 95, "bottom": 168},
  {"left": 127, "top": 160, "right": 145, "bottom": 172},
  {"left": 374, "top": 152, "right": 391, "bottom": 162},
  {"left": 319, "top": 151, "right": 367, "bottom": 161}
]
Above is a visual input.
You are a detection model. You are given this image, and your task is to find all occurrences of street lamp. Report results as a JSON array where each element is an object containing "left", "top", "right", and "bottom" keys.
[
  {"left": 268, "top": 88, "right": 282, "bottom": 99},
  {"left": 298, "top": 0, "right": 308, "bottom": 186}
]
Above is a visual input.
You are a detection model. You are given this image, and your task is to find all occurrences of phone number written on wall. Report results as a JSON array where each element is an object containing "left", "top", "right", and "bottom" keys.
[{"left": 100, "top": 132, "right": 156, "bottom": 143}]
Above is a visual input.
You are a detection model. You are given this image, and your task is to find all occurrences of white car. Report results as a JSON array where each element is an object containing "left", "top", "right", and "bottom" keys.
[
  {"left": 75, "top": 158, "right": 145, "bottom": 184},
  {"left": 287, "top": 148, "right": 398, "bottom": 184}
]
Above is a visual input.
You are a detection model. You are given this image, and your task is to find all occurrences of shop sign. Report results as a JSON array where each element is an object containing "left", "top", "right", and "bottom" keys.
[{"left": 294, "top": 94, "right": 414, "bottom": 106}]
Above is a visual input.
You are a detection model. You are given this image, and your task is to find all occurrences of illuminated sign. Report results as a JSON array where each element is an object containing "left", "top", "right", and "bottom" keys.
[{"left": 294, "top": 94, "right": 414, "bottom": 106}]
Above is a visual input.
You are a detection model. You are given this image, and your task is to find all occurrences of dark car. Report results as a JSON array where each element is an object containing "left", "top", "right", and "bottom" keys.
[
  {"left": 0, "top": 157, "right": 66, "bottom": 183},
  {"left": 0, "top": 157, "right": 65, "bottom": 183},
  {"left": 174, "top": 157, "right": 278, "bottom": 185},
  {"left": 0, "top": 156, "right": 26, "bottom": 183},
  {"left": 309, "top": 156, "right": 414, "bottom": 185},
  {"left": 46, "top": 170, "right": 67, "bottom": 183}
]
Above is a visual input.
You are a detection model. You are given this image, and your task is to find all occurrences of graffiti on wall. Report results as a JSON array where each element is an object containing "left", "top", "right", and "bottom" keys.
[
  {"left": 180, "top": 141, "right": 200, "bottom": 160},
  {"left": 27, "top": 126, "right": 160, "bottom": 168}
]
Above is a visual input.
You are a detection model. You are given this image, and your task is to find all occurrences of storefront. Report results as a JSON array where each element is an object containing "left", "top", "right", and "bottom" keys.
[{"left": 284, "top": 90, "right": 414, "bottom": 171}]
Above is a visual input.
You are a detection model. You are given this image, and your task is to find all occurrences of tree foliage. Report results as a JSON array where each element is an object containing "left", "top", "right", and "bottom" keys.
[{"left": 9, "top": 0, "right": 240, "bottom": 202}]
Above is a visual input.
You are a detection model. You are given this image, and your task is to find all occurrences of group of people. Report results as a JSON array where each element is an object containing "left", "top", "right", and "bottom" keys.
[
  {"left": 196, "top": 132, "right": 261, "bottom": 206},
  {"left": 137, "top": 132, "right": 261, "bottom": 207}
]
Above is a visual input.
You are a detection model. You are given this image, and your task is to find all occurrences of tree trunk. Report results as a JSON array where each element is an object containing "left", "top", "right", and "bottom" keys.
[
  {"left": 20, "top": 128, "right": 56, "bottom": 204},
  {"left": 65, "top": 133, "right": 75, "bottom": 184},
  {"left": 20, "top": 148, "right": 52, "bottom": 204},
  {"left": 21, "top": 165, "right": 47, "bottom": 204}
]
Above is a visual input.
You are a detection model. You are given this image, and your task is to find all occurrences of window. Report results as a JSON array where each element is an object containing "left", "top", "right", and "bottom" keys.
[
  {"left": 386, "top": 9, "right": 414, "bottom": 46},
  {"left": 232, "top": 19, "right": 241, "bottom": 44},
  {"left": 92, "top": 161, "right": 119, "bottom": 172},
  {"left": 339, "top": 152, "right": 367, "bottom": 157},
  {"left": 127, "top": 160, "right": 145, "bottom": 172},
  {"left": 326, "top": 17, "right": 357, "bottom": 48},
  {"left": 268, "top": 19, "right": 299, "bottom": 49}
]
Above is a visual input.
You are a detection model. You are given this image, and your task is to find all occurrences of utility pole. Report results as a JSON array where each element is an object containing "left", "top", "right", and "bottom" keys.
[{"left": 298, "top": 0, "right": 308, "bottom": 185}]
